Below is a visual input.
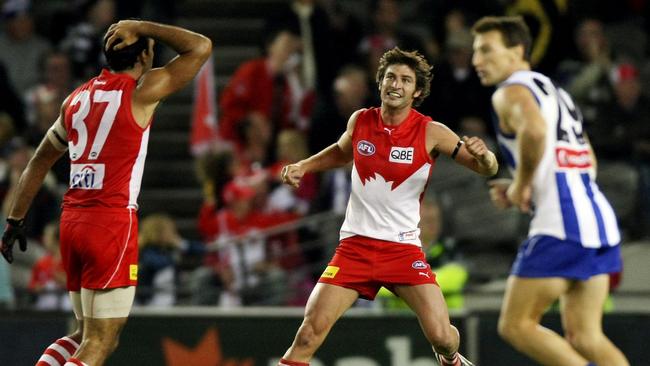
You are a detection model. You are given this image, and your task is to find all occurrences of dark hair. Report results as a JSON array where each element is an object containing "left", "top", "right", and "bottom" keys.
[
  {"left": 471, "top": 16, "right": 532, "bottom": 62},
  {"left": 375, "top": 47, "right": 432, "bottom": 107},
  {"left": 103, "top": 37, "right": 150, "bottom": 71}
]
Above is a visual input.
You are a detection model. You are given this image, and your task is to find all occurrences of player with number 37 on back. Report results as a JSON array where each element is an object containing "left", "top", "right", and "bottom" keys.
[{"left": 1, "top": 20, "right": 211, "bottom": 366}]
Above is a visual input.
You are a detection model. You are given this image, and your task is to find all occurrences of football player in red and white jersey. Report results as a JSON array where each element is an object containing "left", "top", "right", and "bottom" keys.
[
  {"left": 1, "top": 20, "right": 211, "bottom": 366},
  {"left": 277, "top": 48, "right": 497, "bottom": 366}
]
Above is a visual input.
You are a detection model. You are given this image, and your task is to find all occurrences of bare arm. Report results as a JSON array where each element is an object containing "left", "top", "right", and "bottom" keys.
[
  {"left": 105, "top": 20, "right": 212, "bottom": 105},
  {"left": 281, "top": 109, "right": 361, "bottom": 187},
  {"left": 492, "top": 85, "right": 546, "bottom": 211},
  {"left": 427, "top": 122, "right": 498, "bottom": 176}
]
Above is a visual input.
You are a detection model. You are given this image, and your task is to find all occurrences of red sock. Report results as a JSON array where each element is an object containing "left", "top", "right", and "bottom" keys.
[
  {"left": 278, "top": 358, "right": 309, "bottom": 366},
  {"left": 36, "top": 337, "right": 80, "bottom": 366},
  {"left": 64, "top": 358, "right": 88, "bottom": 366}
]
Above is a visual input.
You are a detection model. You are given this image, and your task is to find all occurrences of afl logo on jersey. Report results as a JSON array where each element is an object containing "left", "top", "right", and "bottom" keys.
[
  {"left": 411, "top": 260, "right": 428, "bottom": 269},
  {"left": 357, "top": 140, "right": 376, "bottom": 156}
]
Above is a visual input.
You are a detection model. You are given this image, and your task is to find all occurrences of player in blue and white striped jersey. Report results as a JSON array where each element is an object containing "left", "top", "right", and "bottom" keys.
[{"left": 471, "top": 16, "right": 629, "bottom": 366}]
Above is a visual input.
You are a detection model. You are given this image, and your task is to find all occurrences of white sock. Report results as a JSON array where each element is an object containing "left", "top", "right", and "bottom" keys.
[{"left": 36, "top": 337, "right": 80, "bottom": 366}]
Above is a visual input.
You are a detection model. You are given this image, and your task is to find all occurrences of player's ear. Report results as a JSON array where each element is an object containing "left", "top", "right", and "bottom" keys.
[
  {"left": 413, "top": 89, "right": 422, "bottom": 99},
  {"left": 512, "top": 44, "right": 525, "bottom": 61}
]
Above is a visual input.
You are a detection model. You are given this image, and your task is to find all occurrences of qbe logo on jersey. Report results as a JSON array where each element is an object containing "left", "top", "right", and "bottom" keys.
[
  {"left": 389, "top": 147, "right": 414, "bottom": 164},
  {"left": 70, "top": 163, "right": 105, "bottom": 190}
]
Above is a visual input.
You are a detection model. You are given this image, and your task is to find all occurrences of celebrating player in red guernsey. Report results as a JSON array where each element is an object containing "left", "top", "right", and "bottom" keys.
[
  {"left": 278, "top": 48, "right": 497, "bottom": 366},
  {"left": 1, "top": 21, "right": 211, "bottom": 366}
]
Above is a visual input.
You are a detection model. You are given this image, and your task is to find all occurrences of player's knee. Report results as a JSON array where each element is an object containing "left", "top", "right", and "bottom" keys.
[
  {"left": 566, "top": 330, "right": 601, "bottom": 355},
  {"left": 427, "top": 325, "right": 458, "bottom": 354},
  {"left": 295, "top": 315, "right": 331, "bottom": 349},
  {"left": 497, "top": 316, "right": 527, "bottom": 344}
]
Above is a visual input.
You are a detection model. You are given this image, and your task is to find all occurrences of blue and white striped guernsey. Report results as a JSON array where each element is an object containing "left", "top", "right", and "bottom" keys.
[{"left": 494, "top": 70, "right": 620, "bottom": 248}]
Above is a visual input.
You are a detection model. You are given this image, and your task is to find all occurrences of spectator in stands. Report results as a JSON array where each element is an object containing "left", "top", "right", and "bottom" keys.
[
  {"left": 420, "top": 29, "right": 491, "bottom": 133},
  {"left": 269, "top": 0, "right": 355, "bottom": 96},
  {"left": 267, "top": 130, "right": 318, "bottom": 215},
  {"left": 28, "top": 221, "right": 69, "bottom": 310},
  {"left": 60, "top": 0, "right": 116, "bottom": 79},
  {"left": 309, "top": 65, "right": 370, "bottom": 154},
  {"left": 0, "top": 62, "right": 26, "bottom": 135},
  {"left": 195, "top": 148, "right": 238, "bottom": 212},
  {"left": 556, "top": 18, "right": 614, "bottom": 125},
  {"left": 199, "top": 181, "right": 300, "bottom": 306},
  {"left": 137, "top": 213, "right": 205, "bottom": 306},
  {"left": 0, "top": 0, "right": 51, "bottom": 93},
  {"left": 592, "top": 62, "right": 650, "bottom": 238},
  {"left": 589, "top": 62, "right": 649, "bottom": 160},
  {"left": 235, "top": 113, "right": 273, "bottom": 167},
  {"left": 218, "top": 29, "right": 308, "bottom": 164},
  {"left": 24, "top": 51, "right": 77, "bottom": 145},
  {"left": 358, "top": 0, "right": 429, "bottom": 80},
  {"left": 0, "top": 114, "right": 16, "bottom": 150}
]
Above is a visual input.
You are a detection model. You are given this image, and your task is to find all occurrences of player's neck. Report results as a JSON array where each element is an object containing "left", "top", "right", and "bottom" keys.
[
  {"left": 109, "top": 65, "right": 143, "bottom": 81},
  {"left": 380, "top": 105, "right": 411, "bottom": 126},
  {"left": 508, "top": 62, "right": 531, "bottom": 77}
]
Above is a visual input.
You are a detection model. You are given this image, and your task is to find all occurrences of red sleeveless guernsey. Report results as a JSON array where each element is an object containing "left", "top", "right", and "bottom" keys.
[
  {"left": 340, "top": 107, "right": 435, "bottom": 246},
  {"left": 62, "top": 69, "right": 150, "bottom": 209}
]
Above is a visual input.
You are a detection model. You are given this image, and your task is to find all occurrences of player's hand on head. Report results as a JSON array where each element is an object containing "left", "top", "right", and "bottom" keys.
[
  {"left": 1, "top": 218, "right": 27, "bottom": 264},
  {"left": 488, "top": 178, "right": 512, "bottom": 209},
  {"left": 104, "top": 20, "right": 141, "bottom": 51},
  {"left": 506, "top": 182, "right": 532, "bottom": 213},
  {"left": 281, "top": 164, "right": 304, "bottom": 188}
]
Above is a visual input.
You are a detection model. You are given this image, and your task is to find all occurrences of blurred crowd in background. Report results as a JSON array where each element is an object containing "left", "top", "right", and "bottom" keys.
[{"left": 0, "top": 0, "right": 649, "bottom": 311}]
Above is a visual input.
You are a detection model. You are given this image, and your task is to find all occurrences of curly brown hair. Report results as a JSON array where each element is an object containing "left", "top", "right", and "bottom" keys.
[{"left": 375, "top": 47, "right": 433, "bottom": 107}]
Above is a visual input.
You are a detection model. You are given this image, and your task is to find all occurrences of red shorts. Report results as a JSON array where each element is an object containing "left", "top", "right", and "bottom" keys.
[
  {"left": 318, "top": 235, "right": 437, "bottom": 300},
  {"left": 60, "top": 207, "right": 139, "bottom": 291}
]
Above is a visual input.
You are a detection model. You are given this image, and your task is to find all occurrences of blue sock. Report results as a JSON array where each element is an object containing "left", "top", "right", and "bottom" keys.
[{"left": 586, "top": 363, "right": 596, "bottom": 366}]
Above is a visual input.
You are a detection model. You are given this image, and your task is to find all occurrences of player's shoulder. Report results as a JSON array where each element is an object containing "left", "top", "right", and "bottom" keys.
[
  {"left": 494, "top": 72, "right": 546, "bottom": 108},
  {"left": 425, "top": 120, "right": 453, "bottom": 137},
  {"left": 350, "top": 107, "right": 374, "bottom": 122},
  {"left": 500, "top": 70, "right": 549, "bottom": 86}
]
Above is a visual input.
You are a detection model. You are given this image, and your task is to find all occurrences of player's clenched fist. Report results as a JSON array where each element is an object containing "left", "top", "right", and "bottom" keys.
[
  {"left": 488, "top": 178, "right": 512, "bottom": 210},
  {"left": 462, "top": 135, "right": 490, "bottom": 162},
  {"left": 281, "top": 164, "right": 305, "bottom": 188}
]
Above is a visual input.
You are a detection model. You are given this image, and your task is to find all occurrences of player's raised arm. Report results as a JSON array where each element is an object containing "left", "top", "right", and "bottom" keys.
[
  {"left": 492, "top": 85, "right": 545, "bottom": 211},
  {"left": 281, "top": 109, "right": 361, "bottom": 188},
  {"left": 105, "top": 20, "right": 212, "bottom": 106},
  {"left": 427, "top": 121, "right": 498, "bottom": 177}
]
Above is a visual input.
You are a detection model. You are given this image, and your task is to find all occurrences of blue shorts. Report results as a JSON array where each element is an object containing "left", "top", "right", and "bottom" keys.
[{"left": 511, "top": 235, "right": 622, "bottom": 280}]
